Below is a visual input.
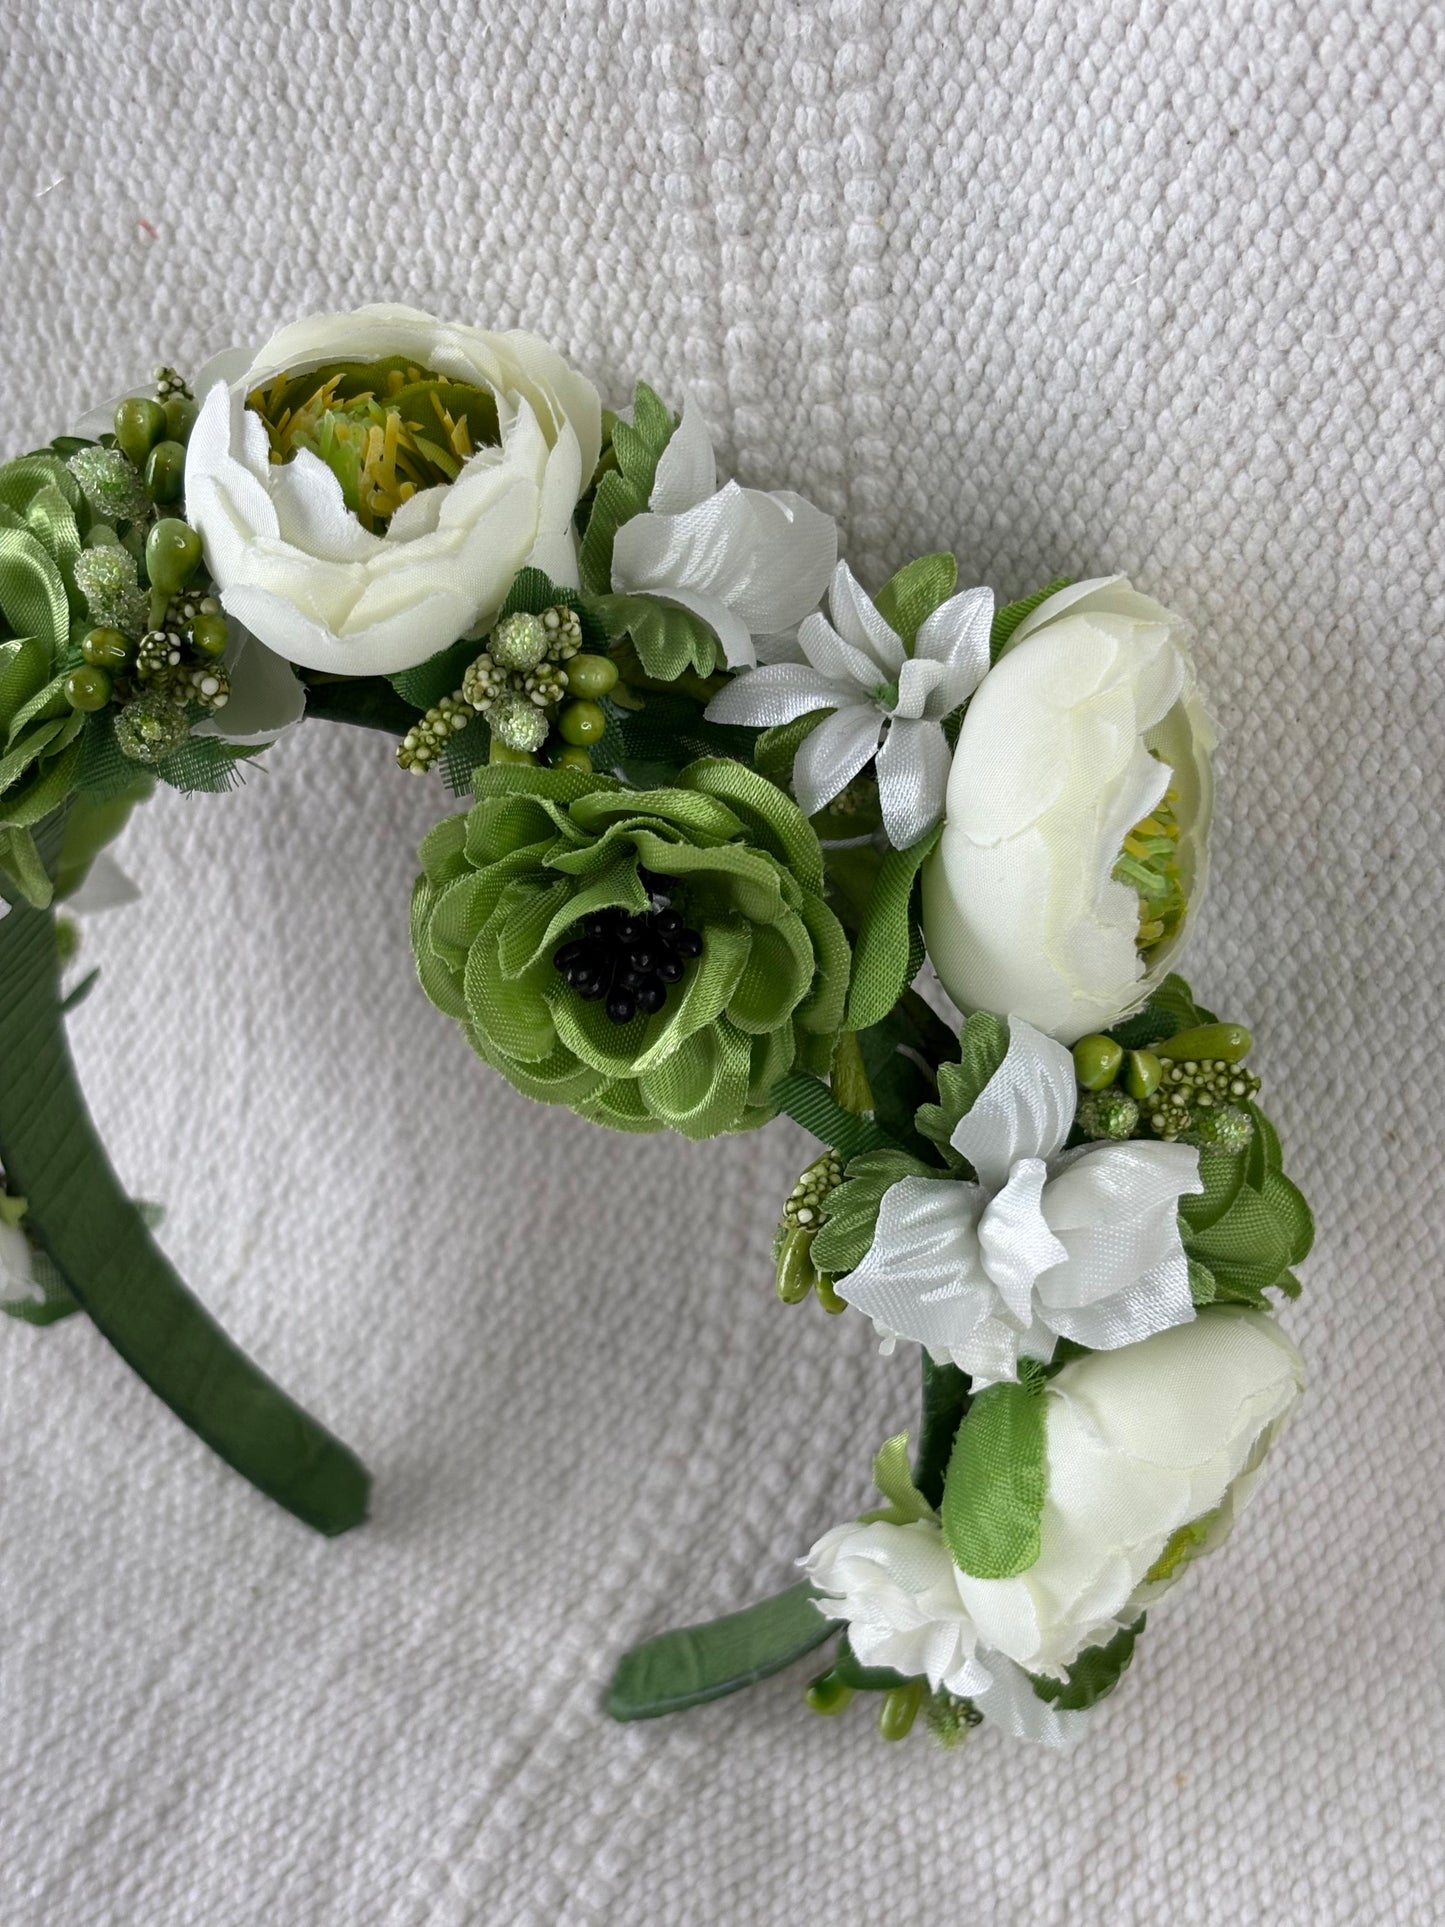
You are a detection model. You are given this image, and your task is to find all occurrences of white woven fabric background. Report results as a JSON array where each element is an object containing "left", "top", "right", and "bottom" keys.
[{"left": 1, "top": 1, "right": 1441, "bottom": 1921}]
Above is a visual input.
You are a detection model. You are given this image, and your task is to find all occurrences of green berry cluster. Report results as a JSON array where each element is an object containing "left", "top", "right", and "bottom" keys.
[
  {"left": 1144, "top": 1058, "right": 1261, "bottom": 1144},
  {"left": 396, "top": 694, "right": 474, "bottom": 772},
  {"left": 398, "top": 604, "right": 620, "bottom": 777},
  {"left": 1071, "top": 1022, "right": 1260, "bottom": 1153},
  {"left": 774, "top": 1151, "right": 847, "bottom": 1313},
  {"left": 62, "top": 376, "right": 224, "bottom": 763}
]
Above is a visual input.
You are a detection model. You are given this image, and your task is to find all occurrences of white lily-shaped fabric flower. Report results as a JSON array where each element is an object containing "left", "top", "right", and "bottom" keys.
[
  {"left": 802, "top": 1517, "right": 1090, "bottom": 1748},
  {"left": 922, "top": 576, "right": 1214, "bottom": 1043},
  {"left": 609, "top": 396, "right": 837, "bottom": 670},
  {"left": 839, "top": 1018, "right": 1203, "bottom": 1383},
  {"left": 705, "top": 561, "right": 993, "bottom": 849}
]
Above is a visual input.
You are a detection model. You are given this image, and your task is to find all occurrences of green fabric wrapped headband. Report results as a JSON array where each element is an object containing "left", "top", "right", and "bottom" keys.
[{"left": 0, "top": 307, "right": 1313, "bottom": 1755}]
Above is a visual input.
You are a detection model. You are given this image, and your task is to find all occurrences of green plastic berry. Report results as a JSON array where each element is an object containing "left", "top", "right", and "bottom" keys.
[
  {"left": 814, "top": 1272, "right": 847, "bottom": 1315},
  {"left": 1157, "top": 1023, "right": 1252, "bottom": 1064},
  {"left": 81, "top": 627, "right": 132, "bottom": 670},
  {"left": 143, "top": 440, "right": 187, "bottom": 504},
  {"left": 551, "top": 745, "right": 593, "bottom": 774},
  {"left": 1072, "top": 1034, "right": 1124, "bottom": 1090},
  {"left": 774, "top": 1224, "right": 817, "bottom": 1305},
  {"left": 488, "top": 611, "right": 548, "bottom": 672},
  {"left": 878, "top": 1680, "right": 924, "bottom": 1742},
  {"left": 145, "top": 519, "right": 203, "bottom": 594},
  {"left": 804, "top": 1671, "right": 855, "bottom": 1716},
  {"left": 63, "top": 665, "right": 113, "bottom": 712},
  {"left": 1125, "top": 1048, "right": 1163, "bottom": 1099},
  {"left": 487, "top": 738, "right": 539, "bottom": 766},
  {"left": 564, "top": 652, "right": 618, "bottom": 699},
  {"left": 162, "top": 395, "right": 199, "bottom": 443},
  {"left": 190, "top": 611, "right": 230, "bottom": 659},
  {"left": 557, "top": 698, "right": 606, "bottom": 746},
  {"left": 113, "top": 397, "right": 166, "bottom": 467}
]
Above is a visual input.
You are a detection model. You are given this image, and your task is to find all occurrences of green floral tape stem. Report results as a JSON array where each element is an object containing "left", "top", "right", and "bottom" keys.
[{"left": 411, "top": 757, "right": 851, "bottom": 1139}]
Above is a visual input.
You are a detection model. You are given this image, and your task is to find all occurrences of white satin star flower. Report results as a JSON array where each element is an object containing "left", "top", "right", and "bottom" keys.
[
  {"left": 609, "top": 396, "right": 837, "bottom": 672},
  {"left": 838, "top": 1018, "right": 1204, "bottom": 1384},
  {"left": 704, "top": 560, "right": 993, "bottom": 849}
]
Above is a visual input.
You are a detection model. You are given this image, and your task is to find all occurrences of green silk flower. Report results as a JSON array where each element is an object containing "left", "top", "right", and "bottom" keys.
[{"left": 411, "top": 758, "right": 852, "bottom": 1137}]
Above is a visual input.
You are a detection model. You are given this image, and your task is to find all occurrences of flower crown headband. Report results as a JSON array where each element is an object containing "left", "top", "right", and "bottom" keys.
[{"left": 0, "top": 305, "right": 1312, "bottom": 1755}]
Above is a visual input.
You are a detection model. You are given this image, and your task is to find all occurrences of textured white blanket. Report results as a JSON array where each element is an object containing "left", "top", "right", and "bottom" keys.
[{"left": 1, "top": 1, "right": 1441, "bottom": 1921}]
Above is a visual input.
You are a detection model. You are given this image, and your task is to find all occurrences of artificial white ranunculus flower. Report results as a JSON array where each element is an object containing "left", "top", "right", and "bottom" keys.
[
  {"left": 804, "top": 1308, "right": 1301, "bottom": 1734},
  {"left": 802, "top": 1517, "right": 1090, "bottom": 1748},
  {"left": 961, "top": 1309, "right": 1303, "bottom": 1677},
  {"left": 609, "top": 395, "right": 837, "bottom": 670},
  {"left": 839, "top": 1018, "right": 1203, "bottom": 1384},
  {"left": 705, "top": 560, "right": 993, "bottom": 848},
  {"left": 184, "top": 305, "right": 603, "bottom": 677},
  {"left": 921, "top": 576, "right": 1214, "bottom": 1045}
]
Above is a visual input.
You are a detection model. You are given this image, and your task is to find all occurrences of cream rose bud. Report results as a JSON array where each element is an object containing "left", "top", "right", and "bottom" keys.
[
  {"left": 961, "top": 1309, "right": 1304, "bottom": 1679},
  {"left": 921, "top": 576, "right": 1214, "bottom": 1045},
  {"left": 184, "top": 305, "right": 603, "bottom": 677}
]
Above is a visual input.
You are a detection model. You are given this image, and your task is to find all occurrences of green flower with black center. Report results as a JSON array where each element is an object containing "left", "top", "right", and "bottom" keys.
[{"left": 411, "top": 758, "right": 852, "bottom": 1138}]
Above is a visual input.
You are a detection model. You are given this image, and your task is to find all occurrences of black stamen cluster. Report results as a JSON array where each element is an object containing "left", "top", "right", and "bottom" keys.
[{"left": 553, "top": 867, "right": 704, "bottom": 1025}]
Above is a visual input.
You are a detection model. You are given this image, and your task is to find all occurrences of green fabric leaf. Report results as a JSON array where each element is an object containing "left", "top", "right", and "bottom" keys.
[
  {"left": 855, "top": 1001, "right": 947, "bottom": 1162},
  {"left": 989, "top": 578, "right": 1070, "bottom": 663},
  {"left": 863, "top": 1430, "right": 935, "bottom": 1524},
  {"left": 844, "top": 822, "right": 942, "bottom": 1029},
  {"left": 0, "top": 870, "right": 370, "bottom": 1535},
  {"left": 1031, "top": 1616, "right": 1145, "bottom": 1712},
  {"left": 578, "top": 382, "right": 677, "bottom": 598},
  {"left": 1187, "top": 1257, "right": 1218, "bottom": 1305},
  {"left": 915, "top": 1011, "right": 1011, "bottom": 1169},
  {"left": 942, "top": 1374, "right": 1048, "bottom": 1579},
  {"left": 606, "top": 1583, "right": 836, "bottom": 1721},
  {"left": 153, "top": 737, "right": 267, "bottom": 795},
  {"left": 0, "top": 824, "right": 52, "bottom": 907},
  {"left": 1109, "top": 973, "right": 1204, "bottom": 1051},
  {"left": 872, "top": 552, "right": 958, "bottom": 647},
  {"left": 809, "top": 1147, "right": 936, "bottom": 1275},
  {"left": 755, "top": 710, "right": 826, "bottom": 785},
  {"left": 913, "top": 1353, "right": 972, "bottom": 1510},
  {"left": 588, "top": 592, "right": 722, "bottom": 680},
  {"left": 1179, "top": 1146, "right": 1247, "bottom": 1233}
]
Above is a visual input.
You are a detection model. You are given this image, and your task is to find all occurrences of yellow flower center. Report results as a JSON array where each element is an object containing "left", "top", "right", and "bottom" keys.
[
  {"left": 1114, "top": 781, "right": 1186, "bottom": 955},
  {"left": 1144, "top": 1503, "right": 1221, "bottom": 1584},
  {"left": 247, "top": 357, "right": 501, "bottom": 533}
]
